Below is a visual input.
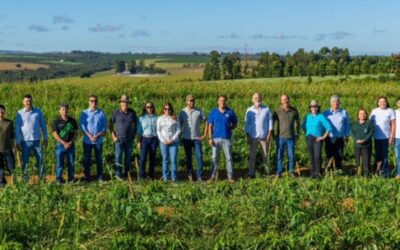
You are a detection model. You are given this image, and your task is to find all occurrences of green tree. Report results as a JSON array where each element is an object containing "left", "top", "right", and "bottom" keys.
[
  {"left": 203, "top": 50, "right": 221, "bottom": 81},
  {"left": 114, "top": 60, "right": 126, "bottom": 73}
]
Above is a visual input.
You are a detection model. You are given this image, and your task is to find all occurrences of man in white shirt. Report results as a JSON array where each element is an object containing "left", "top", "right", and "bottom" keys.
[{"left": 245, "top": 93, "right": 273, "bottom": 178}]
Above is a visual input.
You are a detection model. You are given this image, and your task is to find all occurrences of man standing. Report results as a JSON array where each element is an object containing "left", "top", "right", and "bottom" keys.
[
  {"left": 208, "top": 95, "right": 238, "bottom": 183},
  {"left": 179, "top": 94, "right": 207, "bottom": 181},
  {"left": 245, "top": 93, "right": 273, "bottom": 178},
  {"left": 109, "top": 95, "right": 137, "bottom": 180},
  {"left": 80, "top": 95, "right": 107, "bottom": 182},
  {"left": 0, "top": 105, "right": 15, "bottom": 186},
  {"left": 323, "top": 95, "right": 350, "bottom": 170},
  {"left": 273, "top": 94, "right": 300, "bottom": 177},
  {"left": 15, "top": 94, "right": 48, "bottom": 181},
  {"left": 52, "top": 103, "right": 78, "bottom": 184}
]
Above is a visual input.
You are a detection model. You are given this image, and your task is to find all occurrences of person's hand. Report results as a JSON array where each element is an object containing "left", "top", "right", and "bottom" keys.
[
  {"left": 137, "top": 142, "right": 141, "bottom": 150},
  {"left": 198, "top": 135, "right": 205, "bottom": 142},
  {"left": 90, "top": 134, "right": 98, "bottom": 142},
  {"left": 208, "top": 138, "right": 215, "bottom": 146},
  {"left": 356, "top": 139, "right": 364, "bottom": 144},
  {"left": 316, "top": 136, "right": 325, "bottom": 142},
  {"left": 42, "top": 139, "right": 48, "bottom": 148},
  {"left": 112, "top": 133, "right": 118, "bottom": 143},
  {"left": 64, "top": 141, "right": 73, "bottom": 149},
  {"left": 389, "top": 137, "right": 395, "bottom": 145}
]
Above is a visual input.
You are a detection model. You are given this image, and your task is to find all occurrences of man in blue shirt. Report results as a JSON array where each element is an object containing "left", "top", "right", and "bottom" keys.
[
  {"left": 15, "top": 94, "right": 48, "bottom": 181},
  {"left": 80, "top": 95, "right": 107, "bottom": 182},
  {"left": 323, "top": 95, "right": 350, "bottom": 170},
  {"left": 208, "top": 95, "right": 238, "bottom": 183}
]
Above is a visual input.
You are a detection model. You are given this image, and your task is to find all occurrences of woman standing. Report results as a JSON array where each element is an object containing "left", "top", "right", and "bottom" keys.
[
  {"left": 137, "top": 102, "right": 158, "bottom": 180},
  {"left": 350, "top": 108, "right": 374, "bottom": 176},
  {"left": 157, "top": 103, "right": 181, "bottom": 182},
  {"left": 370, "top": 96, "right": 395, "bottom": 178},
  {"left": 302, "top": 100, "right": 332, "bottom": 179}
]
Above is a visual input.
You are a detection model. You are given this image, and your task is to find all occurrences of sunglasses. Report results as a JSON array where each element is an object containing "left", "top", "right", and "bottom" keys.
[{"left": 90, "top": 100, "right": 98, "bottom": 103}]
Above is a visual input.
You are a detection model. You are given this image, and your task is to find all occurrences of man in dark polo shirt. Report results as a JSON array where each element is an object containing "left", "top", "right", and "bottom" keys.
[
  {"left": 52, "top": 103, "right": 78, "bottom": 184},
  {"left": 0, "top": 104, "right": 15, "bottom": 187},
  {"left": 273, "top": 94, "right": 300, "bottom": 177},
  {"left": 109, "top": 95, "right": 137, "bottom": 180}
]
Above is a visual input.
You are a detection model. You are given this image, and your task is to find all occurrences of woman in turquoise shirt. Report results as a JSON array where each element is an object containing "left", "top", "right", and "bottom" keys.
[{"left": 302, "top": 100, "right": 332, "bottom": 179}]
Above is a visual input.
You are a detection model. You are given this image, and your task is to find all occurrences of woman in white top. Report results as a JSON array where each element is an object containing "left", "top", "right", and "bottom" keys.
[
  {"left": 394, "top": 97, "right": 400, "bottom": 179},
  {"left": 157, "top": 102, "right": 181, "bottom": 181},
  {"left": 370, "top": 96, "right": 395, "bottom": 178}
]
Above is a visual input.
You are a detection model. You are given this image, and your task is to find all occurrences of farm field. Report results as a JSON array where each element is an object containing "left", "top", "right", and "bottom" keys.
[
  {"left": 0, "top": 62, "right": 49, "bottom": 71},
  {"left": 0, "top": 70, "right": 400, "bottom": 248}
]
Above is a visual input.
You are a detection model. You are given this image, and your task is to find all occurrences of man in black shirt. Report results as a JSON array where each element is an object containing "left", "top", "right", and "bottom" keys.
[
  {"left": 52, "top": 103, "right": 78, "bottom": 183},
  {"left": 109, "top": 95, "right": 137, "bottom": 179},
  {"left": 0, "top": 104, "right": 15, "bottom": 187}
]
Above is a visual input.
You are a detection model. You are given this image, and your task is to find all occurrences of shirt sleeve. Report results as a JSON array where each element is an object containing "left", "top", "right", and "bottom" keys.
[
  {"left": 52, "top": 119, "right": 58, "bottom": 133},
  {"left": 390, "top": 109, "right": 396, "bottom": 120},
  {"left": 244, "top": 109, "right": 250, "bottom": 134},
  {"left": 15, "top": 112, "right": 22, "bottom": 144},
  {"left": 231, "top": 110, "right": 238, "bottom": 125},
  {"left": 132, "top": 111, "right": 137, "bottom": 138},
  {"left": 344, "top": 110, "right": 350, "bottom": 137},
  {"left": 80, "top": 111, "right": 88, "bottom": 133},
  {"left": 156, "top": 117, "right": 166, "bottom": 144},
  {"left": 39, "top": 110, "right": 48, "bottom": 140},
  {"left": 72, "top": 119, "right": 79, "bottom": 131},
  {"left": 363, "top": 121, "right": 374, "bottom": 142},
  {"left": 100, "top": 111, "right": 107, "bottom": 133},
  {"left": 171, "top": 120, "right": 181, "bottom": 142},
  {"left": 321, "top": 115, "right": 333, "bottom": 133},
  {"left": 137, "top": 117, "right": 143, "bottom": 136},
  {"left": 268, "top": 110, "right": 273, "bottom": 131},
  {"left": 207, "top": 110, "right": 214, "bottom": 125}
]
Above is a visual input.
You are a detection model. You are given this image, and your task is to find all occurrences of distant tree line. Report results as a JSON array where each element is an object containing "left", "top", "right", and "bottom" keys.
[
  {"left": 114, "top": 59, "right": 167, "bottom": 74},
  {"left": 203, "top": 47, "right": 400, "bottom": 81}
]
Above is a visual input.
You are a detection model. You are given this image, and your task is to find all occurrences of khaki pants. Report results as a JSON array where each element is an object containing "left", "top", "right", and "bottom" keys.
[{"left": 248, "top": 137, "right": 268, "bottom": 176}]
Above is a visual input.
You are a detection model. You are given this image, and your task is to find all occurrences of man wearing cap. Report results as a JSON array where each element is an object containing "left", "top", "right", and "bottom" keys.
[
  {"left": 52, "top": 103, "right": 78, "bottom": 183},
  {"left": 109, "top": 95, "right": 137, "bottom": 180},
  {"left": 15, "top": 94, "right": 48, "bottom": 181},
  {"left": 245, "top": 93, "right": 273, "bottom": 178},
  {"left": 0, "top": 104, "right": 15, "bottom": 187},
  {"left": 178, "top": 94, "right": 207, "bottom": 181},
  {"left": 323, "top": 95, "right": 350, "bottom": 170},
  {"left": 273, "top": 94, "right": 300, "bottom": 177},
  {"left": 80, "top": 95, "right": 107, "bottom": 182}
]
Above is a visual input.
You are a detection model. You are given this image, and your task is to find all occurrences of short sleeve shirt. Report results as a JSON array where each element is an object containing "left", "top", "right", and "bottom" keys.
[
  {"left": 52, "top": 117, "right": 78, "bottom": 143},
  {"left": 110, "top": 108, "right": 137, "bottom": 140},
  {"left": 179, "top": 107, "right": 206, "bottom": 140},
  {"left": 208, "top": 107, "right": 238, "bottom": 139}
]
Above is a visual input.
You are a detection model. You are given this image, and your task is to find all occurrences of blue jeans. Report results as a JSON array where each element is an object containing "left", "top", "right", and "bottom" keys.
[
  {"left": 21, "top": 140, "right": 45, "bottom": 180},
  {"left": 55, "top": 143, "right": 75, "bottom": 182},
  {"left": 394, "top": 139, "right": 400, "bottom": 176},
  {"left": 374, "top": 139, "right": 389, "bottom": 178},
  {"left": 114, "top": 138, "right": 133, "bottom": 178},
  {"left": 276, "top": 137, "right": 295, "bottom": 175},
  {"left": 182, "top": 139, "right": 203, "bottom": 180},
  {"left": 211, "top": 138, "right": 234, "bottom": 180},
  {"left": 0, "top": 150, "right": 14, "bottom": 185},
  {"left": 83, "top": 142, "right": 103, "bottom": 180},
  {"left": 139, "top": 137, "right": 158, "bottom": 179},
  {"left": 160, "top": 141, "right": 179, "bottom": 181}
]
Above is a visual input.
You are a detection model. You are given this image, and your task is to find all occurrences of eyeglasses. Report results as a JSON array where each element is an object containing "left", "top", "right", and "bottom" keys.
[{"left": 90, "top": 100, "right": 98, "bottom": 103}]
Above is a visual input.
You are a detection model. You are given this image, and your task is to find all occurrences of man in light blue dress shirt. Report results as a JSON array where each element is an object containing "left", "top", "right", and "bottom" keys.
[
  {"left": 15, "top": 94, "right": 48, "bottom": 181},
  {"left": 323, "top": 95, "right": 350, "bottom": 170},
  {"left": 80, "top": 95, "right": 107, "bottom": 182},
  {"left": 245, "top": 93, "right": 273, "bottom": 178}
]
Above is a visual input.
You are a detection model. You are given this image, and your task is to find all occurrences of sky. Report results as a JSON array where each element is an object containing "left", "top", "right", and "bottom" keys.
[{"left": 0, "top": 0, "right": 399, "bottom": 55}]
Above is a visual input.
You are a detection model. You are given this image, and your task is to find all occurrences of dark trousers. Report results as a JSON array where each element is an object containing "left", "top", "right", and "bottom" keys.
[
  {"left": 374, "top": 139, "right": 389, "bottom": 178},
  {"left": 325, "top": 137, "right": 344, "bottom": 169},
  {"left": 182, "top": 139, "right": 203, "bottom": 180},
  {"left": 0, "top": 150, "right": 15, "bottom": 185},
  {"left": 83, "top": 142, "right": 103, "bottom": 180},
  {"left": 306, "top": 136, "right": 323, "bottom": 178},
  {"left": 355, "top": 146, "right": 371, "bottom": 176},
  {"left": 139, "top": 137, "right": 158, "bottom": 179}
]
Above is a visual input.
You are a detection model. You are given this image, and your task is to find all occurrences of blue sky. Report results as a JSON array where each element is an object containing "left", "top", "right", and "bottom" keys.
[{"left": 0, "top": 0, "right": 398, "bottom": 54}]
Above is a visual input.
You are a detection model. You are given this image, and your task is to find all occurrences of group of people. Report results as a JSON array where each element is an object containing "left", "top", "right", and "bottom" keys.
[{"left": 0, "top": 93, "right": 400, "bottom": 186}]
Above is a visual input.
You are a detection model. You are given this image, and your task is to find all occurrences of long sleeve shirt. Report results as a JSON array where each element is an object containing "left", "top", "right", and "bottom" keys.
[
  {"left": 350, "top": 120, "right": 374, "bottom": 148},
  {"left": 137, "top": 114, "right": 158, "bottom": 137},
  {"left": 157, "top": 115, "right": 180, "bottom": 144},
  {"left": 245, "top": 105, "right": 273, "bottom": 139},
  {"left": 15, "top": 107, "right": 48, "bottom": 144},
  {"left": 323, "top": 108, "right": 350, "bottom": 138},
  {"left": 302, "top": 113, "right": 332, "bottom": 137},
  {"left": 80, "top": 108, "right": 107, "bottom": 144}
]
